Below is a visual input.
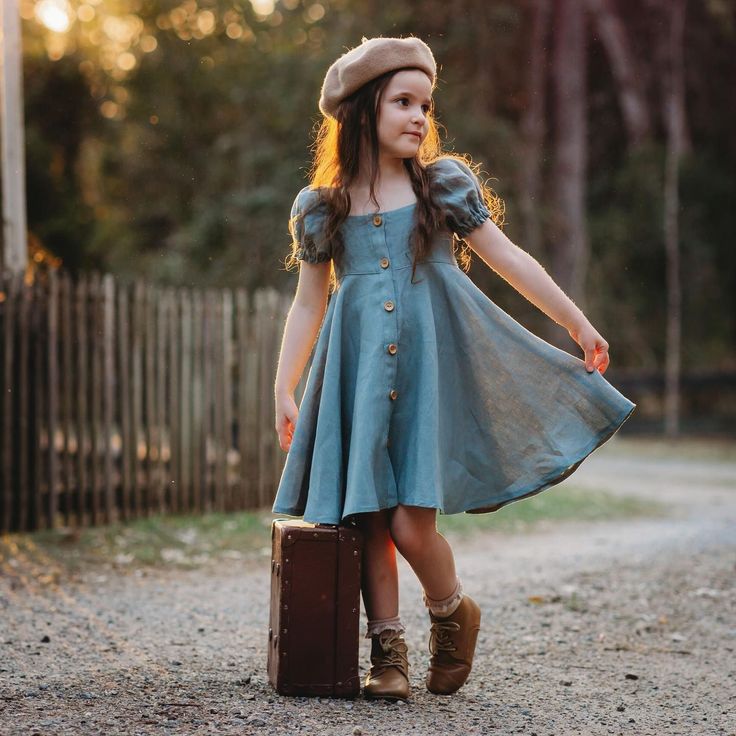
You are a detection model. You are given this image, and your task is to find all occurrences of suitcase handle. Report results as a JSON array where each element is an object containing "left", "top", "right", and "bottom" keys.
[{"left": 315, "top": 519, "right": 358, "bottom": 529}]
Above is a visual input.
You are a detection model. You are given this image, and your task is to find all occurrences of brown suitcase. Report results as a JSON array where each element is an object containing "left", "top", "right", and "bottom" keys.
[{"left": 267, "top": 518, "right": 364, "bottom": 697}]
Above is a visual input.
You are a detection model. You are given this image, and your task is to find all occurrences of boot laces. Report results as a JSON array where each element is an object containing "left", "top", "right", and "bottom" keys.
[
  {"left": 371, "top": 631, "right": 409, "bottom": 673},
  {"left": 428, "top": 620, "right": 460, "bottom": 656}
]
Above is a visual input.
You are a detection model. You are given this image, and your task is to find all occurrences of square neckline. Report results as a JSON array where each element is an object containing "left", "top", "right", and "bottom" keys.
[{"left": 346, "top": 201, "right": 418, "bottom": 219}]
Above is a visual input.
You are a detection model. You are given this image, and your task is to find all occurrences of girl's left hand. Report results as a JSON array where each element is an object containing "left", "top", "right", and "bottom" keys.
[{"left": 568, "top": 322, "right": 610, "bottom": 375}]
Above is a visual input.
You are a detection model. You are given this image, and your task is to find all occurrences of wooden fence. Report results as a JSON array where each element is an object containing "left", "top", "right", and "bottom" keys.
[
  {"left": 3, "top": 267, "right": 734, "bottom": 534},
  {"left": 0, "top": 268, "right": 307, "bottom": 533}
]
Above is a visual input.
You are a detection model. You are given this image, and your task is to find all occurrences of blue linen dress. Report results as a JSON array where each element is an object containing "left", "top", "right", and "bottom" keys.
[{"left": 271, "top": 157, "right": 636, "bottom": 524}]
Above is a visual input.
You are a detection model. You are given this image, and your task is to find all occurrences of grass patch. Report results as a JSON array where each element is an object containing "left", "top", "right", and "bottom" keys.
[
  {"left": 601, "top": 435, "right": 736, "bottom": 462},
  {"left": 2, "top": 484, "right": 665, "bottom": 573},
  {"left": 436, "top": 484, "right": 666, "bottom": 538},
  {"left": 2, "top": 510, "right": 276, "bottom": 574}
]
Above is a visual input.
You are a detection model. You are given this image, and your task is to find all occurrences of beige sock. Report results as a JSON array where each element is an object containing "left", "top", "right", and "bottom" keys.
[
  {"left": 365, "top": 614, "right": 405, "bottom": 639},
  {"left": 422, "top": 576, "right": 464, "bottom": 617}
]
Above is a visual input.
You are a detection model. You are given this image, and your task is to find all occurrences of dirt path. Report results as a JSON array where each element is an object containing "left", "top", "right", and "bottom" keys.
[{"left": 1, "top": 438, "right": 735, "bottom": 736}]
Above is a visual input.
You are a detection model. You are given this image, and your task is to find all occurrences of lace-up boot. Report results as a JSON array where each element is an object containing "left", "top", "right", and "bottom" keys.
[
  {"left": 363, "top": 629, "right": 410, "bottom": 701},
  {"left": 426, "top": 595, "right": 481, "bottom": 695}
]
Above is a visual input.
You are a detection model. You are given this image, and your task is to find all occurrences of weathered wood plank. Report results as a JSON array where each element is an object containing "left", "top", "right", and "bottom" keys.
[
  {"left": 46, "top": 270, "right": 59, "bottom": 529},
  {"left": 59, "top": 270, "right": 74, "bottom": 526},
  {"left": 234, "top": 289, "right": 249, "bottom": 509},
  {"left": 221, "top": 289, "right": 234, "bottom": 512},
  {"left": 102, "top": 273, "right": 115, "bottom": 523},
  {"left": 155, "top": 284, "right": 166, "bottom": 514},
  {"left": 144, "top": 281, "right": 156, "bottom": 515},
  {"left": 18, "top": 273, "right": 31, "bottom": 531},
  {"left": 131, "top": 280, "right": 144, "bottom": 517},
  {"left": 117, "top": 281, "right": 132, "bottom": 521},
  {"left": 165, "top": 287, "right": 179, "bottom": 513},
  {"left": 179, "top": 289, "right": 192, "bottom": 514},
  {"left": 75, "top": 274, "right": 88, "bottom": 526},
  {"left": 1, "top": 272, "right": 17, "bottom": 532},
  {"left": 89, "top": 272, "right": 102, "bottom": 526}
]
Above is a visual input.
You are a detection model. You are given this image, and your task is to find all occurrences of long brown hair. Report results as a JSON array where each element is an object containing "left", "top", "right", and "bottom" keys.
[{"left": 286, "top": 67, "right": 504, "bottom": 292}]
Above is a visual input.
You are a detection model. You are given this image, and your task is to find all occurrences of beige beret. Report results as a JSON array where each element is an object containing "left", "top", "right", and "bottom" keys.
[{"left": 319, "top": 36, "right": 437, "bottom": 119}]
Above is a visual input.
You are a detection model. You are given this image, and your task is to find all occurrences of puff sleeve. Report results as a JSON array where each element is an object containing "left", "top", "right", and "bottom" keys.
[
  {"left": 290, "top": 186, "right": 332, "bottom": 264},
  {"left": 428, "top": 157, "right": 491, "bottom": 239}
]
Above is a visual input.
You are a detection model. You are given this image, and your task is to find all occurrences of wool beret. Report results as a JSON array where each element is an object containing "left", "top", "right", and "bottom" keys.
[{"left": 319, "top": 36, "right": 437, "bottom": 119}]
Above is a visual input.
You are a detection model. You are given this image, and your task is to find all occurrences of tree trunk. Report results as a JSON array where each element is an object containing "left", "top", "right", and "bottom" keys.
[
  {"left": 584, "top": 0, "right": 651, "bottom": 147},
  {"left": 518, "top": 0, "right": 551, "bottom": 260},
  {"left": 661, "top": 0, "right": 687, "bottom": 436},
  {"left": 547, "top": 0, "right": 589, "bottom": 345}
]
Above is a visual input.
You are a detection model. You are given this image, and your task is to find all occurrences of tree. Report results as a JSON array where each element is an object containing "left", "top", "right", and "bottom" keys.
[
  {"left": 548, "top": 0, "right": 589, "bottom": 342},
  {"left": 517, "top": 0, "right": 551, "bottom": 261},
  {"left": 658, "top": 0, "right": 687, "bottom": 435},
  {"left": 584, "top": 0, "right": 652, "bottom": 148}
]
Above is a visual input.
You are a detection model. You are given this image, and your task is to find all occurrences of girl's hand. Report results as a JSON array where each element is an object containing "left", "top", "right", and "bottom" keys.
[
  {"left": 275, "top": 392, "right": 299, "bottom": 452},
  {"left": 568, "top": 322, "right": 610, "bottom": 375}
]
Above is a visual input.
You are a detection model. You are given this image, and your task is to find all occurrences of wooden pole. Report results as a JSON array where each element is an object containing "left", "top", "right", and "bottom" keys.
[{"left": 0, "top": 0, "right": 28, "bottom": 274}]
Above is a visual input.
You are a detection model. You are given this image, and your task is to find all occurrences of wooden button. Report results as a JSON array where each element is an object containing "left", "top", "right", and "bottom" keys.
[
  {"left": 383, "top": 300, "right": 394, "bottom": 312},
  {"left": 373, "top": 214, "right": 383, "bottom": 227},
  {"left": 380, "top": 257, "right": 389, "bottom": 268},
  {"left": 389, "top": 389, "right": 398, "bottom": 400},
  {"left": 388, "top": 343, "right": 397, "bottom": 355}
]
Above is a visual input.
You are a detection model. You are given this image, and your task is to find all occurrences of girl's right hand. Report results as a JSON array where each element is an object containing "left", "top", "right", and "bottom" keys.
[
  {"left": 568, "top": 321, "right": 610, "bottom": 375},
  {"left": 275, "top": 392, "right": 299, "bottom": 452}
]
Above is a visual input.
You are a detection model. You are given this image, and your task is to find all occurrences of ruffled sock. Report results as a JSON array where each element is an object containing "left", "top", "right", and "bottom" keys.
[
  {"left": 422, "top": 575, "right": 464, "bottom": 617},
  {"left": 364, "top": 614, "right": 405, "bottom": 639}
]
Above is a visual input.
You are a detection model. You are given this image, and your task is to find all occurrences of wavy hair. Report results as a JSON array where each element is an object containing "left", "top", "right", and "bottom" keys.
[{"left": 285, "top": 67, "right": 504, "bottom": 292}]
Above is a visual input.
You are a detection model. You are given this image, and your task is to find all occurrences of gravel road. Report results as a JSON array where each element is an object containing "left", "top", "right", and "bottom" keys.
[{"left": 1, "top": 438, "right": 734, "bottom": 736}]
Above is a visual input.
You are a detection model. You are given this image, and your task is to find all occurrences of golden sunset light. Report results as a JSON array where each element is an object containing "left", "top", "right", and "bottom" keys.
[{"left": 34, "top": 0, "right": 72, "bottom": 33}]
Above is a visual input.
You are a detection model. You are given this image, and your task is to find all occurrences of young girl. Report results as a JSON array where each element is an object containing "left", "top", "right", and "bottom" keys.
[{"left": 272, "top": 36, "right": 636, "bottom": 701}]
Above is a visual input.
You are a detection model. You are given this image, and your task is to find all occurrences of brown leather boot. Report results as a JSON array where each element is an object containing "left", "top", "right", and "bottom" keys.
[
  {"left": 425, "top": 595, "right": 481, "bottom": 695},
  {"left": 363, "top": 629, "right": 410, "bottom": 701}
]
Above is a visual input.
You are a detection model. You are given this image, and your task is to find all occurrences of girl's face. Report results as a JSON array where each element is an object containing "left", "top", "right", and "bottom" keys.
[{"left": 375, "top": 69, "right": 433, "bottom": 160}]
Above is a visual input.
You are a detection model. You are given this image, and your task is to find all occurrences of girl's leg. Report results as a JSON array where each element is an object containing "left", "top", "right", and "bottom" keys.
[
  {"left": 388, "top": 504, "right": 480, "bottom": 696},
  {"left": 354, "top": 509, "right": 401, "bottom": 628},
  {"left": 355, "top": 510, "right": 410, "bottom": 700},
  {"left": 387, "top": 504, "right": 458, "bottom": 601}
]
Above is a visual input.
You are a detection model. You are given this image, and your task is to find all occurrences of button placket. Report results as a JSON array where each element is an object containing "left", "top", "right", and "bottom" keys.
[{"left": 375, "top": 213, "right": 400, "bottom": 408}]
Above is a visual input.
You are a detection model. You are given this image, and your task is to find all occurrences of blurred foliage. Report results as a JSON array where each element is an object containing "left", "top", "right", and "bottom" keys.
[{"left": 17, "top": 0, "right": 736, "bottom": 370}]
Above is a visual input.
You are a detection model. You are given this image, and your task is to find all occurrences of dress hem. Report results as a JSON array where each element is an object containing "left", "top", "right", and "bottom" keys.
[
  {"left": 461, "top": 399, "right": 636, "bottom": 516},
  {"left": 271, "top": 399, "right": 636, "bottom": 525}
]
